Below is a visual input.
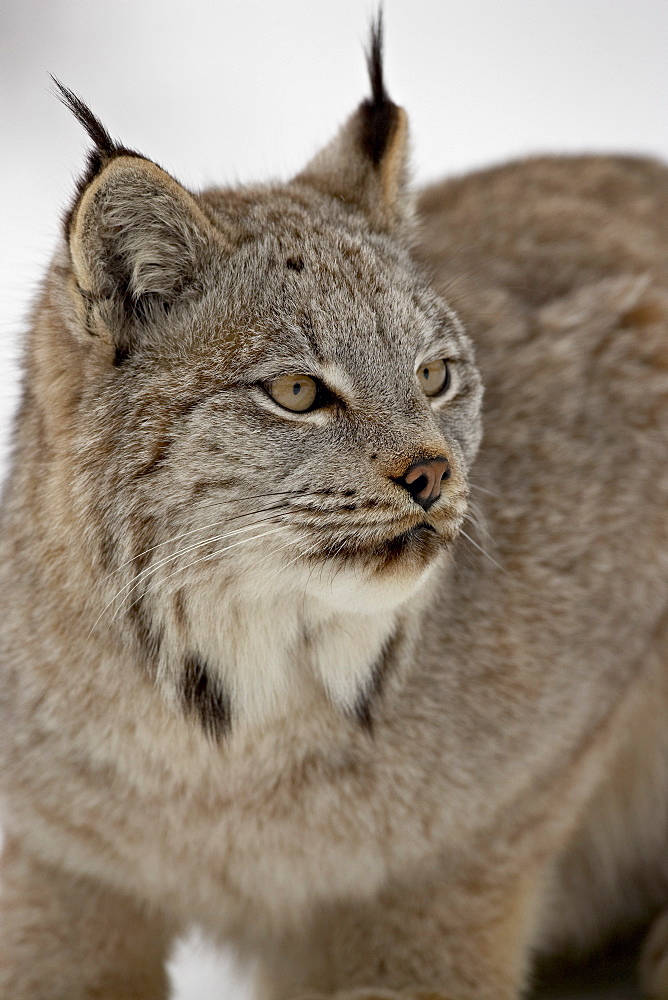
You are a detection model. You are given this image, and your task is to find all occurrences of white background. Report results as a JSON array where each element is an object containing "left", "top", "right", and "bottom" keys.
[{"left": 1, "top": 1, "right": 665, "bottom": 996}]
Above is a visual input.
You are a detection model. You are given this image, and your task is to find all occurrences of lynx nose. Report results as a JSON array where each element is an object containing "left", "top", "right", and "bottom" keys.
[{"left": 397, "top": 456, "right": 450, "bottom": 511}]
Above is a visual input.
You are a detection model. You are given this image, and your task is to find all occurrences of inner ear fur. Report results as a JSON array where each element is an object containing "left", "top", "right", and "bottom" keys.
[
  {"left": 53, "top": 78, "right": 219, "bottom": 361},
  {"left": 294, "top": 17, "right": 413, "bottom": 238},
  {"left": 70, "top": 156, "right": 215, "bottom": 304}
]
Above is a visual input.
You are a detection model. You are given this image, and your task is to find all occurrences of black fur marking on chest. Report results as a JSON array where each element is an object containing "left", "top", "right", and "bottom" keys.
[
  {"left": 127, "top": 597, "right": 163, "bottom": 666},
  {"left": 354, "top": 623, "right": 404, "bottom": 733},
  {"left": 182, "top": 654, "right": 231, "bottom": 740}
]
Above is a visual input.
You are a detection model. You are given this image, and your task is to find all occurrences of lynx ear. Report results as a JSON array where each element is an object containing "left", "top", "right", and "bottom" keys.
[
  {"left": 294, "top": 15, "right": 412, "bottom": 238},
  {"left": 55, "top": 81, "right": 216, "bottom": 361}
]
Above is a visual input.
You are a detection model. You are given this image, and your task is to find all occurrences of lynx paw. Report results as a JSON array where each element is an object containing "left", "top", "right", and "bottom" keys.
[{"left": 640, "top": 910, "right": 668, "bottom": 999}]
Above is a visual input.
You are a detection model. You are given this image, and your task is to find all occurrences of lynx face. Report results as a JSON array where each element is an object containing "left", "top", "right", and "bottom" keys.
[
  {"left": 37, "top": 63, "right": 482, "bottom": 722},
  {"left": 62, "top": 188, "right": 480, "bottom": 629},
  {"left": 52, "top": 77, "right": 482, "bottom": 600},
  {"left": 64, "top": 188, "right": 480, "bottom": 618}
]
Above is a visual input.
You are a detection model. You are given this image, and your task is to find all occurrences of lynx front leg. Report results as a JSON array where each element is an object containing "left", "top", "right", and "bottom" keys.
[
  {"left": 257, "top": 864, "right": 542, "bottom": 1000},
  {"left": 0, "top": 837, "right": 175, "bottom": 1000}
]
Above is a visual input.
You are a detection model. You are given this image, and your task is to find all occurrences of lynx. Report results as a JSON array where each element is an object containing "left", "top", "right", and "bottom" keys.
[{"left": 1, "top": 18, "right": 668, "bottom": 1000}]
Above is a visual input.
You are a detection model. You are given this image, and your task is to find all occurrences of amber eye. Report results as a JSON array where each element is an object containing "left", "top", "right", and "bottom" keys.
[
  {"left": 417, "top": 359, "right": 449, "bottom": 397},
  {"left": 266, "top": 374, "right": 319, "bottom": 412}
]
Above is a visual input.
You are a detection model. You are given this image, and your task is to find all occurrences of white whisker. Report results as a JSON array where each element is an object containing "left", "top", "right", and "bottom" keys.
[
  {"left": 459, "top": 528, "right": 508, "bottom": 575},
  {"left": 253, "top": 538, "right": 323, "bottom": 602},
  {"left": 100, "top": 490, "right": 313, "bottom": 584},
  {"left": 89, "top": 512, "right": 295, "bottom": 637},
  {"left": 109, "top": 516, "right": 293, "bottom": 622},
  {"left": 118, "top": 525, "right": 291, "bottom": 620},
  {"left": 468, "top": 483, "right": 502, "bottom": 498}
]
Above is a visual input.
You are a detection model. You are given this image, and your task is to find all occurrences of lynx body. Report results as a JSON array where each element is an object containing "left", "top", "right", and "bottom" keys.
[{"left": 1, "top": 26, "right": 668, "bottom": 1000}]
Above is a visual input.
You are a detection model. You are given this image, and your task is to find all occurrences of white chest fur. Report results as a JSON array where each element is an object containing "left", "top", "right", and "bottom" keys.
[{"left": 180, "top": 566, "right": 399, "bottom": 727}]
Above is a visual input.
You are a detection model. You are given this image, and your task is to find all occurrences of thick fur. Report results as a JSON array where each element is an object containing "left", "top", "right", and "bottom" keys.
[{"left": 1, "top": 25, "right": 668, "bottom": 1000}]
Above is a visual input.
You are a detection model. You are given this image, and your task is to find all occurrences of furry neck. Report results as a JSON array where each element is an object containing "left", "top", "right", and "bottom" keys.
[{"left": 181, "top": 578, "right": 400, "bottom": 730}]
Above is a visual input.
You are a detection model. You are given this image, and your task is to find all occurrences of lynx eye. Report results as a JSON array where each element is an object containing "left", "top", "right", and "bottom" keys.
[
  {"left": 417, "top": 359, "right": 450, "bottom": 397},
  {"left": 266, "top": 374, "right": 319, "bottom": 412}
]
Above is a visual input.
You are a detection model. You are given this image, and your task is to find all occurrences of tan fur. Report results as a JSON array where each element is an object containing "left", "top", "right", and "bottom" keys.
[{"left": 1, "top": 37, "right": 668, "bottom": 1000}]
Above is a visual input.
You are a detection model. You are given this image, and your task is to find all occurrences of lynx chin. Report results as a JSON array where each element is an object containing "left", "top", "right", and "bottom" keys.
[{"left": 2, "top": 16, "right": 668, "bottom": 1000}]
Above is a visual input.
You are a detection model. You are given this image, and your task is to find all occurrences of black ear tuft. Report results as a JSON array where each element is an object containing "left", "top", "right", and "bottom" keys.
[
  {"left": 294, "top": 9, "right": 411, "bottom": 236},
  {"left": 51, "top": 77, "right": 118, "bottom": 158},
  {"left": 360, "top": 10, "right": 399, "bottom": 166},
  {"left": 52, "top": 76, "right": 146, "bottom": 235}
]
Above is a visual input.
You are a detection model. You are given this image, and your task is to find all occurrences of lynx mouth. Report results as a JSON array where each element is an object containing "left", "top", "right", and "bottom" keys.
[
  {"left": 395, "top": 522, "right": 437, "bottom": 540},
  {"left": 378, "top": 522, "right": 441, "bottom": 563},
  {"left": 317, "top": 519, "right": 446, "bottom": 570},
  {"left": 388, "top": 522, "right": 437, "bottom": 548}
]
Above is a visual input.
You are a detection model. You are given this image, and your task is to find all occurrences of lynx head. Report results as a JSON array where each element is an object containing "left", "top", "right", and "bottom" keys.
[{"left": 36, "top": 19, "right": 482, "bottom": 725}]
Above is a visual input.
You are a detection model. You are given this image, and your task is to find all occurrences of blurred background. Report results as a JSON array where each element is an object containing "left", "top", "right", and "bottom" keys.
[{"left": 1, "top": 1, "right": 666, "bottom": 996}]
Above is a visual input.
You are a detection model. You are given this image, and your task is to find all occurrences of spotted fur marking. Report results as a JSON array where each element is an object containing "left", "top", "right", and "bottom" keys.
[
  {"left": 355, "top": 623, "right": 404, "bottom": 732},
  {"left": 182, "top": 654, "right": 232, "bottom": 740}
]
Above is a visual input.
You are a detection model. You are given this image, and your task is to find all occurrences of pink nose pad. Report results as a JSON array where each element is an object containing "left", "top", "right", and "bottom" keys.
[{"left": 398, "top": 456, "right": 450, "bottom": 511}]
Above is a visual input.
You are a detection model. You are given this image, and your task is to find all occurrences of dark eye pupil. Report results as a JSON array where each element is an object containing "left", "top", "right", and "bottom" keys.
[
  {"left": 293, "top": 383, "right": 301, "bottom": 395},
  {"left": 423, "top": 367, "right": 430, "bottom": 380}
]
